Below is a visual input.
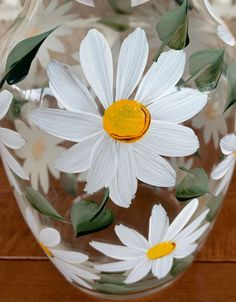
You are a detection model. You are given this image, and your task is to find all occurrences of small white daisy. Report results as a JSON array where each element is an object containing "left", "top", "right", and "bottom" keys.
[
  {"left": 90, "top": 199, "right": 209, "bottom": 284},
  {"left": 30, "top": 28, "right": 207, "bottom": 208},
  {"left": 0, "top": 90, "right": 29, "bottom": 194},
  {"left": 75, "top": 0, "right": 149, "bottom": 7},
  {"left": 191, "top": 79, "right": 228, "bottom": 149},
  {"left": 204, "top": 0, "right": 235, "bottom": 46},
  {"left": 211, "top": 133, "right": 236, "bottom": 195},
  {"left": 14, "top": 120, "right": 65, "bottom": 194},
  {"left": 25, "top": 206, "right": 99, "bottom": 289}
]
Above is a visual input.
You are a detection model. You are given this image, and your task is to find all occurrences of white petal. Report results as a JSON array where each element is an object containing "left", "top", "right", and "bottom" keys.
[
  {"left": 85, "top": 135, "right": 117, "bottom": 193},
  {"left": 173, "top": 209, "right": 209, "bottom": 242},
  {"left": 29, "top": 108, "right": 102, "bottom": 142},
  {"left": 115, "top": 28, "right": 148, "bottom": 100},
  {"left": 124, "top": 258, "right": 152, "bottom": 284},
  {"left": 25, "top": 207, "right": 40, "bottom": 238},
  {"left": 215, "top": 163, "right": 235, "bottom": 195},
  {"left": 55, "top": 132, "right": 103, "bottom": 173},
  {"left": 134, "top": 135, "right": 176, "bottom": 187},
  {"left": 152, "top": 256, "right": 173, "bottom": 279},
  {"left": 217, "top": 25, "right": 235, "bottom": 46},
  {"left": 115, "top": 224, "right": 150, "bottom": 251},
  {"left": 0, "top": 90, "right": 13, "bottom": 119},
  {"left": 109, "top": 144, "right": 137, "bottom": 208},
  {"left": 148, "top": 204, "right": 169, "bottom": 246},
  {"left": 164, "top": 199, "right": 199, "bottom": 241},
  {"left": 0, "top": 128, "right": 25, "bottom": 149},
  {"left": 80, "top": 29, "right": 113, "bottom": 109},
  {"left": 131, "top": 0, "right": 149, "bottom": 6},
  {"left": 148, "top": 89, "right": 208, "bottom": 123},
  {"left": 135, "top": 50, "right": 186, "bottom": 105},
  {"left": 47, "top": 60, "right": 98, "bottom": 114},
  {"left": 95, "top": 259, "right": 140, "bottom": 272},
  {"left": 148, "top": 121, "right": 199, "bottom": 157},
  {"left": 3, "top": 159, "right": 22, "bottom": 195},
  {"left": 211, "top": 154, "right": 235, "bottom": 180},
  {"left": 39, "top": 227, "right": 61, "bottom": 248},
  {"left": 50, "top": 249, "right": 88, "bottom": 264},
  {"left": 220, "top": 133, "right": 236, "bottom": 155},
  {"left": 172, "top": 243, "right": 198, "bottom": 258},
  {"left": 76, "top": 0, "right": 95, "bottom": 7},
  {"left": 177, "top": 223, "right": 209, "bottom": 246},
  {"left": 1, "top": 144, "right": 29, "bottom": 180},
  {"left": 90, "top": 241, "right": 144, "bottom": 260}
]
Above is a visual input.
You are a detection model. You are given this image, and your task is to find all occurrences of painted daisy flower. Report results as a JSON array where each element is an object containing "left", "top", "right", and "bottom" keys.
[
  {"left": 30, "top": 28, "right": 207, "bottom": 208},
  {"left": 0, "top": 90, "right": 29, "bottom": 194},
  {"left": 14, "top": 120, "right": 65, "bottom": 194},
  {"left": 191, "top": 79, "right": 228, "bottom": 149},
  {"left": 204, "top": 0, "right": 235, "bottom": 46},
  {"left": 90, "top": 199, "right": 209, "bottom": 283},
  {"left": 25, "top": 0, "right": 75, "bottom": 68},
  {"left": 211, "top": 133, "right": 236, "bottom": 195},
  {"left": 75, "top": 0, "right": 150, "bottom": 7},
  {"left": 25, "top": 206, "right": 99, "bottom": 289}
]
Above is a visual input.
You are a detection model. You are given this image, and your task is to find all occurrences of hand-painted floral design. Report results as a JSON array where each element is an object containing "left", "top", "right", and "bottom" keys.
[
  {"left": 90, "top": 199, "right": 209, "bottom": 283},
  {"left": 204, "top": 0, "right": 235, "bottom": 46},
  {"left": 25, "top": 0, "right": 75, "bottom": 68},
  {"left": 191, "top": 79, "right": 228, "bottom": 149},
  {"left": 14, "top": 120, "right": 65, "bottom": 194},
  {"left": 211, "top": 133, "right": 236, "bottom": 195},
  {"left": 30, "top": 28, "right": 207, "bottom": 208},
  {"left": 75, "top": 0, "right": 150, "bottom": 7},
  {"left": 25, "top": 206, "right": 99, "bottom": 289},
  {"left": 0, "top": 90, "right": 29, "bottom": 194}
]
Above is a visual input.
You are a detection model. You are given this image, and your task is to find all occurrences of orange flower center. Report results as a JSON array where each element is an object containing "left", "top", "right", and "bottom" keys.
[
  {"left": 146, "top": 242, "right": 176, "bottom": 260},
  {"left": 103, "top": 100, "right": 151, "bottom": 143},
  {"left": 32, "top": 139, "right": 45, "bottom": 161}
]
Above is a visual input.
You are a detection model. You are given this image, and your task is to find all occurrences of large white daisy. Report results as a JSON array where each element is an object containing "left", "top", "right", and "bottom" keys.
[
  {"left": 14, "top": 120, "right": 65, "bottom": 194},
  {"left": 90, "top": 199, "right": 209, "bottom": 284},
  {"left": 25, "top": 206, "right": 99, "bottom": 289},
  {"left": 30, "top": 28, "right": 207, "bottom": 208},
  {"left": 211, "top": 133, "right": 236, "bottom": 195},
  {"left": 0, "top": 90, "right": 29, "bottom": 194}
]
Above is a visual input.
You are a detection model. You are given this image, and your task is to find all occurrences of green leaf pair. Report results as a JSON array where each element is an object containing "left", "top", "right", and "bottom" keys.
[
  {"left": 71, "top": 188, "right": 114, "bottom": 237},
  {"left": 25, "top": 186, "right": 114, "bottom": 238},
  {"left": 176, "top": 167, "right": 210, "bottom": 201},
  {"left": 0, "top": 29, "right": 55, "bottom": 88}
]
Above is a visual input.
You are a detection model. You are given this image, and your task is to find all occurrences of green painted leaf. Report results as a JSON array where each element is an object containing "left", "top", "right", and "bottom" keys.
[
  {"left": 25, "top": 186, "right": 65, "bottom": 221},
  {"left": 156, "top": 0, "right": 189, "bottom": 50},
  {"left": 207, "top": 194, "right": 223, "bottom": 222},
  {"left": 60, "top": 173, "right": 78, "bottom": 197},
  {"left": 189, "top": 49, "right": 224, "bottom": 92},
  {"left": 171, "top": 255, "right": 194, "bottom": 276},
  {"left": 176, "top": 167, "right": 210, "bottom": 201},
  {"left": 225, "top": 63, "right": 236, "bottom": 111},
  {"left": 98, "top": 16, "right": 129, "bottom": 32},
  {"left": 71, "top": 189, "right": 114, "bottom": 237},
  {"left": 0, "top": 28, "right": 55, "bottom": 87},
  {"left": 107, "top": 0, "right": 132, "bottom": 15}
]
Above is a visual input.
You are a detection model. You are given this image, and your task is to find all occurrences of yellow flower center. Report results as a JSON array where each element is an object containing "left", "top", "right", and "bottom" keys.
[
  {"left": 103, "top": 100, "right": 151, "bottom": 143},
  {"left": 39, "top": 242, "right": 54, "bottom": 258},
  {"left": 32, "top": 139, "right": 45, "bottom": 161},
  {"left": 146, "top": 242, "right": 176, "bottom": 260}
]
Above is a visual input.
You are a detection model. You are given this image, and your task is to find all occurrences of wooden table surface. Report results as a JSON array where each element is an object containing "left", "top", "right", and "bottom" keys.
[{"left": 0, "top": 164, "right": 236, "bottom": 302}]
